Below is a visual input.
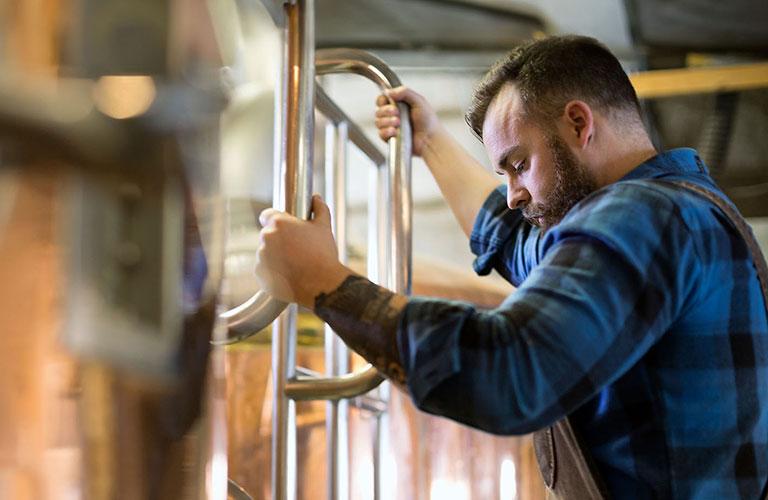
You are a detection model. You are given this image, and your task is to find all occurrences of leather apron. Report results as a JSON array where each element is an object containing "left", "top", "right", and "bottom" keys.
[{"left": 532, "top": 180, "right": 768, "bottom": 500}]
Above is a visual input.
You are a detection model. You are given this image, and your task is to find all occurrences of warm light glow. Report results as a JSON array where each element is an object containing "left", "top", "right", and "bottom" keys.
[
  {"left": 382, "top": 451, "right": 398, "bottom": 500},
  {"left": 500, "top": 458, "right": 517, "bottom": 500},
  {"left": 207, "top": 451, "right": 228, "bottom": 500},
  {"left": 93, "top": 75, "right": 156, "bottom": 119},
  {"left": 430, "top": 478, "right": 470, "bottom": 500}
]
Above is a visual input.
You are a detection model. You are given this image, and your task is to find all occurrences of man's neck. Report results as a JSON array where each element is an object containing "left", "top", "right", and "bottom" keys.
[{"left": 591, "top": 129, "right": 657, "bottom": 188}]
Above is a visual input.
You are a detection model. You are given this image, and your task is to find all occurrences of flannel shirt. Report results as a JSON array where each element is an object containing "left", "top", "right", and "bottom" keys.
[{"left": 397, "top": 148, "right": 768, "bottom": 498}]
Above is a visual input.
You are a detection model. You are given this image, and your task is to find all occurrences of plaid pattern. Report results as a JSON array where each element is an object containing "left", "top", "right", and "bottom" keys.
[{"left": 397, "top": 149, "right": 768, "bottom": 498}]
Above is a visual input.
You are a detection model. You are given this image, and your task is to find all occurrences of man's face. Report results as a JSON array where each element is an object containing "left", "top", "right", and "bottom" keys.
[{"left": 482, "top": 83, "right": 597, "bottom": 229}]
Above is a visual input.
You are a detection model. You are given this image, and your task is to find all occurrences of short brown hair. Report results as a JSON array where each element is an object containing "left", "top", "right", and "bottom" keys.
[{"left": 465, "top": 35, "right": 641, "bottom": 140}]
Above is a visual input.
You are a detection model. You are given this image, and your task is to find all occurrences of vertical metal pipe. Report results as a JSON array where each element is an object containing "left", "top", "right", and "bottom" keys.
[
  {"left": 372, "top": 162, "right": 390, "bottom": 500},
  {"left": 272, "top": 304, "right": 298, "bottom": 500},
  {"left": 367, "top": 166, "right": 380, "bottom": 285},
  {"left": 377, "top": 99, "right": 411, "bottom": 500},
  {"left": 281, "top": 0, "right": 314, "bottom": 220},
  {"left": 375, "top": 164, "right": 390, "bottom": 287},
  {"left": 388, "top": 103, "right": 412, "bottom": 295},
  {"left": 373, "top": 413, "right": 383, "bottom": 500},
  {"left": 325, "top": 120, "right": 350, "bottom": 500},
  {"left": 273, "top": 0, "right": 314, "bottom": 499}
]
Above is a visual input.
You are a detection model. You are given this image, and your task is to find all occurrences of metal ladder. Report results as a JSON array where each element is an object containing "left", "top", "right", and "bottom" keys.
[{"left": 216, "top": 1, "right": 412, "bottom": 499}]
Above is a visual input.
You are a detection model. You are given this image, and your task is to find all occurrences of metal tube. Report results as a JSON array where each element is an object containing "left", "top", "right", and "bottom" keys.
[
  {"left": 373, "top": 413, "right": 383, "bottom": 500},
  {"left": 315, "top": 49, "right": 406, "bottom": 94},
  {"left": 219, "top": 0, "right": 316, "bottom": 344},
  {"left": 316, "top": 86, "right": 385, "bottom": 167},
  {"left": 285, "top": 364, "right": 384, "bottom": 400},
  {"left": 325, "top": 119, "right": 350, "bottom": 500},
  {"left": 272, "top": 1, "right": 314, "bottom": 499},
  {"left": 272, "top": 305, "right": 298, "bottom": 500},
  {"left": 389, "top": 102, "right": 412, "bottom": 294},
  {"left": 284, "top": 0, "right": 315, "bottom": 221},
  {"left": 315, "top": 47, "right": 413, "bottom": 295},
  {"left": 284, "top": 48, "right": 413, "bottom": 405}
]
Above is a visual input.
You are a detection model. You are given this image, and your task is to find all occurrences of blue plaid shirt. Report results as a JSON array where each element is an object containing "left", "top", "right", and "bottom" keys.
[{"left": 397, "top": 149, "right": 768, "bottom": 498}]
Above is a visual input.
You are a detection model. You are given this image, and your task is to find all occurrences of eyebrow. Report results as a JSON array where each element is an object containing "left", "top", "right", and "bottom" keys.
[{"left": 496, "top": 144, "right": 522, "bottom": 171}]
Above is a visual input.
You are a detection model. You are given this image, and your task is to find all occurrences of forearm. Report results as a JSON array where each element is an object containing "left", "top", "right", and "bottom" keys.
[
  {"left": 421, "top": 127, "right": 500, "bottom": 237},
  {"left": 313, "top": 274, "right": 409, "bottom": 387}
]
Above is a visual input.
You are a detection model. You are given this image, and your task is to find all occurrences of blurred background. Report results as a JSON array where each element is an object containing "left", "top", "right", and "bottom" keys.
[{"left": 0, "top": 1, "right": 766, "bottom": 499}]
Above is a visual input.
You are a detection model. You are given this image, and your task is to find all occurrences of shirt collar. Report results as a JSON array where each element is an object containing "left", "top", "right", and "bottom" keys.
[{"left": 619, "top": 148, "right": 709, "bottom": 182}]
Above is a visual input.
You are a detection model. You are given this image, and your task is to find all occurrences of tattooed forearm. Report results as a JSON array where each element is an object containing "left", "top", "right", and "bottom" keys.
[{"left": 314, "top": 275, "right": 409, "bottom": 387}]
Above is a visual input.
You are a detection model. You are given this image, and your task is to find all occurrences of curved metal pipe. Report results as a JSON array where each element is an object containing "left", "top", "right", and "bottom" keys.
[
  {"left": 218, "top": 50, "right": 412, "bottom": 345},
  {"left": 286, "top": 363, "right": 385, "bottom": 400},
  {"left": 217, "top": 0, "right": 316, "bottom": 344},
  {"left": 316, "top": 85, "right": 385, "bottom": 167},
  {"left": 281, "top": 49, "right": 412, "bottom": 399},
  {"left": 216, "top": 294, "right": 287, "bottom": 343},
  {"left": 317, "top": 48, "right": 413, "bottom": 295},
  {"left": 315, "top": 48, "right": 405, "bottom": 91}
]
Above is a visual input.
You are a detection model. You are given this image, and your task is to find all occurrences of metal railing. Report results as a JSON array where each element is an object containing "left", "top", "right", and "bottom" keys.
[{"left": 214, "top": 0, "right": 411, "bottom": 497}]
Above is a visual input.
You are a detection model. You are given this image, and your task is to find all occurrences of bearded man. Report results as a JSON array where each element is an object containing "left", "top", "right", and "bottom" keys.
[{"left": 255, "top": 36, "right": 768, "bottom": 498}]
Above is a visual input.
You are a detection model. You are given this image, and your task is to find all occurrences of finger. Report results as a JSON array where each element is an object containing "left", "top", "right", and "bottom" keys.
[
  {"left": 310, "top": 194, "right": 332, "bottom": 227},
  {"left": 375, "top": 104, "right": 399, "bottom": 119},
  {"left": 259, "top": 208, "right": 283, "bottom": 227},
  {"left": 385, "top": 86, "right": 419, "bottom": 106},
  {"left": 375, "top": 116, "right": 400, "bottom": 129},
  {"left": 375, "top": 94, "right": 389, "bottom": 107},
  {"left": 378, "top": 127, "right": 398, "bottom": 141}
]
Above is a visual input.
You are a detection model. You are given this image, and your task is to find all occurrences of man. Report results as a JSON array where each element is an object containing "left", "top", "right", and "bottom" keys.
[{"left": 256, "top": 36, "right": 768, "bottom": 498}]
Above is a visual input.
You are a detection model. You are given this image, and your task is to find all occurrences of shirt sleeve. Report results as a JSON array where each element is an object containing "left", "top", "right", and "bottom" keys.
[
  {"left": 399, "top": 185, "right": 701, "bottom": 435},
  {"left": 469, "top": 185, "right": 543, "bottom": 286}
]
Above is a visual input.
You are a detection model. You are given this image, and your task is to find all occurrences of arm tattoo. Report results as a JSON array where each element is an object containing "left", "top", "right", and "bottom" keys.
[{"left": 314, "top": 275, "right": 409, "bottom": 386}]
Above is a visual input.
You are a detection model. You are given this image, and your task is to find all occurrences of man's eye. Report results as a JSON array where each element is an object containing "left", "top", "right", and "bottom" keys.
[{"left": 513, "top": 160, "right": 526, "bottom": 173}]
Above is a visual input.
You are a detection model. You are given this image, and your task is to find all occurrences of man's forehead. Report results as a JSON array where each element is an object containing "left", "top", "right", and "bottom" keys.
[
  {"left": 482, "top": 83, "right": 525, "bottom": 157},
  {"left": 482, "top": 83, "right": 525, "bottom": 141}
]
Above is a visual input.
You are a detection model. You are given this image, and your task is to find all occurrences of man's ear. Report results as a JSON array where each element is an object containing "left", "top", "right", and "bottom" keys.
[{"left": 560, "top": 100, "right": 594, "bottom": 149}]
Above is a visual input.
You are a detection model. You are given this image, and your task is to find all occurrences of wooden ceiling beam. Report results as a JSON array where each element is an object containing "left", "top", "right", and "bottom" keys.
[{"left": 630, "top": 62, "right": 768, "bottom": 99}]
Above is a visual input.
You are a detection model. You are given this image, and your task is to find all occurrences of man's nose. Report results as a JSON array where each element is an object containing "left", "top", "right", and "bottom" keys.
[{"left": 507, "top": 184, "right": 530, "bottom": 210}]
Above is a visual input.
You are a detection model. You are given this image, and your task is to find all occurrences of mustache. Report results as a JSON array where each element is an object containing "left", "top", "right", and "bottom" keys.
[{"left": 522, "top": 203, "right": 545, "bottom": 223}]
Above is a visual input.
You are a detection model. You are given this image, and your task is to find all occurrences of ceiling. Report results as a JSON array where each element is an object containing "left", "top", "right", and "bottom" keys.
[{"left": 316, "top": 0, "right": 768, "bottom": 57}]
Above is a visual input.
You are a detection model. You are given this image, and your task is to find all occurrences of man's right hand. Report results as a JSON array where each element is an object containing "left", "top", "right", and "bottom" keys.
[
  {"left": 375, "top": 86, "right": 444, "bottom": 157},
  {"left": 374, "top": 85, "right": 500, "bottom": 238}
]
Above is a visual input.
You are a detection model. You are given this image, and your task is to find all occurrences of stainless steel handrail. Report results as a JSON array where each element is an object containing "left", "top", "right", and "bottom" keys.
[
  {"left": 216, "top": 0, "right": 317, "bottom": 345},
  {"left": 315, "top": 86, "right": 385, "bottom": 167},
  {"left": 281, "top": 48, "right": 412, "bottom": 399},
  {"left": 272, "top": 3, "right": 313, "bottom": 500},
  {"left": 262, "top": 3, "right": 411, "bottom": 498},
  {"left": 218, "top": 82, "right": 390, "bottom": 346},
  {"left": 286, "top": 362, "right": 384, "bottom": 400}
]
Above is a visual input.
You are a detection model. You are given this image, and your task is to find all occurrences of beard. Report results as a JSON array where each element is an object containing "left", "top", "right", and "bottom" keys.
[{"left": 522, "top": 134, "right": 598, "bottom": 230}]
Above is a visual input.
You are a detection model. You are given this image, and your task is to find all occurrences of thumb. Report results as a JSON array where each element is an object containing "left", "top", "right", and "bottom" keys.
[
  {"left": 385, "top": 86, "right": 417, "bottom": 106},
  {"left": 310, "top": 194, "right": 332, "bottom": 227}
]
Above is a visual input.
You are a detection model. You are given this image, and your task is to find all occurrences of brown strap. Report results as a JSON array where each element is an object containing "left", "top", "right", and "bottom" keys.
[
  {"left": 534, "top": 418, "right": 610, "bottom": 500},
  {"left": 534, "top": 179, "right": 768, "bottom": 499}
]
